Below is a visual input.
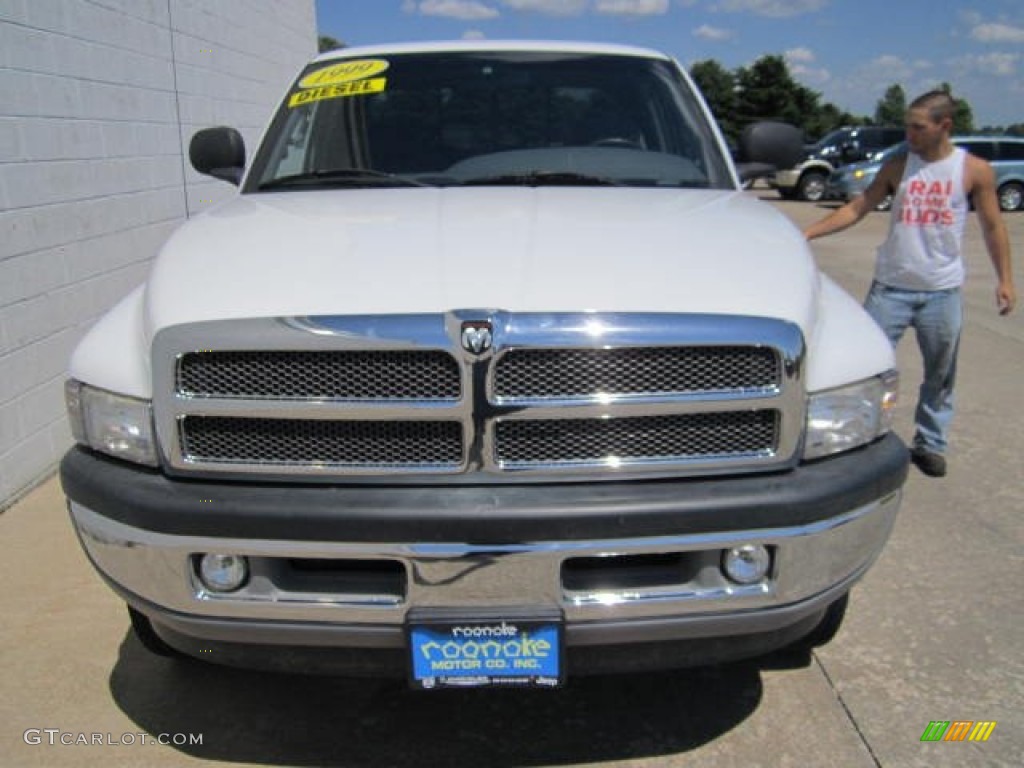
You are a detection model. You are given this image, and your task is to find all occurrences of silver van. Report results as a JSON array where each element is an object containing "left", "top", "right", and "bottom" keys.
[{"left": 827, "top": 136, "right": 1024, "bottom": 212}]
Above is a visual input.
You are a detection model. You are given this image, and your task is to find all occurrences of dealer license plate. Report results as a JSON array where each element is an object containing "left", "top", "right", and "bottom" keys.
[{"left": 408, "top": 615, "right": 563, "bottom": 689}]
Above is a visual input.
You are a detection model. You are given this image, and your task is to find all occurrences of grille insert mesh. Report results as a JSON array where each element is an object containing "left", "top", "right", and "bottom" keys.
[
  {"left": 494, "top": 346, "right": 778, "bottom": 400},
  {"left": 495, "top": 411, "right": 778, "bottom": 466},
  {"left": 181, "top": 417, "right": 463, "bottom": 468},
  {"left": 178, "top": 350, "right": 461, "bottom": 400}
]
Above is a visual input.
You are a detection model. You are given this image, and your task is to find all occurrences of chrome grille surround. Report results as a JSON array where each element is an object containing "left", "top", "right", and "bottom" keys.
[{"left": 152, "top": 312, "right": 805, "bottom": 482}]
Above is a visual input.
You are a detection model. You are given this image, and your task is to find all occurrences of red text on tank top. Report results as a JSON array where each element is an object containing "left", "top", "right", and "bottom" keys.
[{"left": 900, "top": 179, "right": 954, "bottom": 226}]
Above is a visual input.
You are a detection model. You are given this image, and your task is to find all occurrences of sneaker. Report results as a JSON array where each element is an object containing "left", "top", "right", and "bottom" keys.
[{"left": 911, "top": 449, "right": 947, "bottom": 477}]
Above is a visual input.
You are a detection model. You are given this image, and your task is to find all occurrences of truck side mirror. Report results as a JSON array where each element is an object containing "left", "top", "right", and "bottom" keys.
[
  {"left": 190, "top": 126, "right": 246, "bottom": 185},
  {"left": 735, "top": 121, "right": 804, "bottom": 184}
]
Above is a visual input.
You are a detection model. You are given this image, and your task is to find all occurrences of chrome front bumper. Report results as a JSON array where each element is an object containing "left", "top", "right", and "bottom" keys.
[{"left": 70, "top": 489, "right": 900, "bottom": 649}]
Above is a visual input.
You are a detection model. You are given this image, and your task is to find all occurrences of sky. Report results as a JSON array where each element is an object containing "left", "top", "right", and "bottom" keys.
[{"left": 314, "top": 0, "right": 1024, "bottom": 128}]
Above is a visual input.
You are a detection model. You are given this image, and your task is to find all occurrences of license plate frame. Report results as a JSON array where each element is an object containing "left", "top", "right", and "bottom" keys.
[{"left": 406, "top": 608, "right": 564, "bottom": 690}]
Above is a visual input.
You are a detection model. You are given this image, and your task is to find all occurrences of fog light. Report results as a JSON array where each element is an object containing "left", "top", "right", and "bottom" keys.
[
  {"left": 198, "top": 554, "right": 249, "bottom": 592},
  {"left": 722, "top": 545, "right": 771, "bottom": 584}
]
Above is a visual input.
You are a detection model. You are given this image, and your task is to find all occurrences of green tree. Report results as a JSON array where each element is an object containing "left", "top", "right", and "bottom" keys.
[
  {"left": 690, "top": 59, "right": 739, "bottom": 142},
  {"left": 318, "top": 35, "right": 344, "bottom": 53},
  {"left": 734, "top": 55, "right": 803, "bottom": 125},
  {"left": 874, "top": 84, "right": 906, "bottom": 126},
  {"left": 691, "top": 55, "right": 870, "bottom": 142},
  {"left": 734, "top": 55, "right": 829, "bottom": 138},
  {"left": 805, "top": 102, "right": 865, "bottom": 139}
]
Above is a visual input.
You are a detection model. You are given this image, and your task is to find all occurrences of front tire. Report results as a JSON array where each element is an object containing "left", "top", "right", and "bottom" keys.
[
  {"left": 998, "top": 181, "right": 1023, "bottom": 212},
  {"left": 797, "top": 171, "right": 828, "bottom": 202}
]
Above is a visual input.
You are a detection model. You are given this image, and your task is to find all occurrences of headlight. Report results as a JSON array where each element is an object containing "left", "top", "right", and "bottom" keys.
[
  {"left": 853, "top": 169, "right": 866, "bottom": 179},
  {"left": 65, "top": 380, "right": 158, "bottom": 466},
  {"left": 804, "top": 371, "right": 898, "bottom": 460}
]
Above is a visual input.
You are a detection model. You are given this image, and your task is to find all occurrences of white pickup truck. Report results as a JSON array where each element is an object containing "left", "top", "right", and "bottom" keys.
[{"left": 61, "top": 41, "right": 907, "bottom": 688}]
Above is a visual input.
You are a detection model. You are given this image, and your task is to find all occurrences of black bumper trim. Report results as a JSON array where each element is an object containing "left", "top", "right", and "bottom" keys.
[{"left": 61, "top": 434, "right": 907, "bottom": 543}]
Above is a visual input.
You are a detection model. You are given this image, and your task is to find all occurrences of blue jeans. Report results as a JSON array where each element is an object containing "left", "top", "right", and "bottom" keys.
[{"left": 864, "top": 282, "right": 962, "bottom": 455}]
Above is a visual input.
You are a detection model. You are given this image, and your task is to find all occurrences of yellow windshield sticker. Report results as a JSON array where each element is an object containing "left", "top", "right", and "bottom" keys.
[
  {"left": 298, "top": 59, "right": 389, "bottom": 88},
  {"left": 288, "top": 77, "right": 387, "bottom": 108}
]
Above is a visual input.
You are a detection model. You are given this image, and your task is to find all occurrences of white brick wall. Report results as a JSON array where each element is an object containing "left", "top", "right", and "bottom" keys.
[{"left": 0, "top": 0, "right": 316, "bottom": 507}]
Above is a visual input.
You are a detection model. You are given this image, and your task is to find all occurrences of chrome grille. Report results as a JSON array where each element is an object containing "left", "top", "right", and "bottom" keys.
[
  {"left": 178, "top": 350, "right": 460, "bottom": 400},
  {"left": 153, "top": 314, "right": 805, "bottom": 481},
  {"left": 495, "top": 346, "right": 778, "bottom": 400},
  {"left": 496, "top": 412, "right": 778, "bottom": 467},
  {"left": 181, "top": 417, "right": 463, "bottom": 468}
]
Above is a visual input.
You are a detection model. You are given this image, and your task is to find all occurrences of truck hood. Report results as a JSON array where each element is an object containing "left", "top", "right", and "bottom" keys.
[{"left": 145, "top": 188, "right": 818, "bottom": 338}]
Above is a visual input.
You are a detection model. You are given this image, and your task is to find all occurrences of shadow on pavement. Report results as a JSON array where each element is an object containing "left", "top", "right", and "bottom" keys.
[{"left": 108, "top": 631, "right": 811, "bottom": 766}]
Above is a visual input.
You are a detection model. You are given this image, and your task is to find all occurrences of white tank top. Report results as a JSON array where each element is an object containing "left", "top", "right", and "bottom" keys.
[{"left": 874, "top": 147, "right": 968, "bottom": 291}]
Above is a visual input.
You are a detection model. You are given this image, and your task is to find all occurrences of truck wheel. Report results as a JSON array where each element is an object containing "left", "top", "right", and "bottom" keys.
[
  {"left": 998, "top": 181, "right": 1023, "bottom": 212},
  {"left": 797, "top": 171, "right": 828, "bottom": 202},
  {"left": 128, "top": 606, "right": 185, "bottom": 658},
  {"left": 798, "top": 593, "right": 849, "bottom": 649}
]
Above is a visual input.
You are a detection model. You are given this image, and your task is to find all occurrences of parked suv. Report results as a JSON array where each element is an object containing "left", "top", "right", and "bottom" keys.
[
  {"left": 827, "top": 136, "right": 1024, "bottom": 212},
  {"left": 60, "top": 41, "right": 907, "bottom": 689},
  {"left": 773, "top": 126, "right": 905, "bottom": 202}
]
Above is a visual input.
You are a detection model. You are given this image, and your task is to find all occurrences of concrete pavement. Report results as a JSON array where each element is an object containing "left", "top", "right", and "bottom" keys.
[{"left": 2, "top": 196, "right": 1021, "bottom": 767}]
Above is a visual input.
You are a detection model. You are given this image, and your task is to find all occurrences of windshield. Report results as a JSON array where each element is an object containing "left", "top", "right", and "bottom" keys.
[
  {"left": 807, "top": 129, "right": 848, "bottom": 155},
  {"left": 245, "top": 50, "right": 733, "bottom": 192}
]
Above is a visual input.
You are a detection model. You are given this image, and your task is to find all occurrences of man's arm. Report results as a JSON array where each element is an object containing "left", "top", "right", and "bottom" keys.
[
  {"left": 803, "top": 158, "right": 904, "bottom": 241},
  {"left": 967, "top": 155, "right": 1016, "bottom": 315}
]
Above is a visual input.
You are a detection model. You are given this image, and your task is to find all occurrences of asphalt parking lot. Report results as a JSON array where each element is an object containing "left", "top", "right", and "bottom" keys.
[{"left": 2, "top": 194, "right": 1021, "bottom": 768}]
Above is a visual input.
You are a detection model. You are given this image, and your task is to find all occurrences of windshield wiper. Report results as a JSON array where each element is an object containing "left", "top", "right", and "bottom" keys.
[
  {"left": 458, "top": 171, "right": 623, "bottom": 187},
  {"left": 257, "top": 168, "right": 428, "bottom": 191}
]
